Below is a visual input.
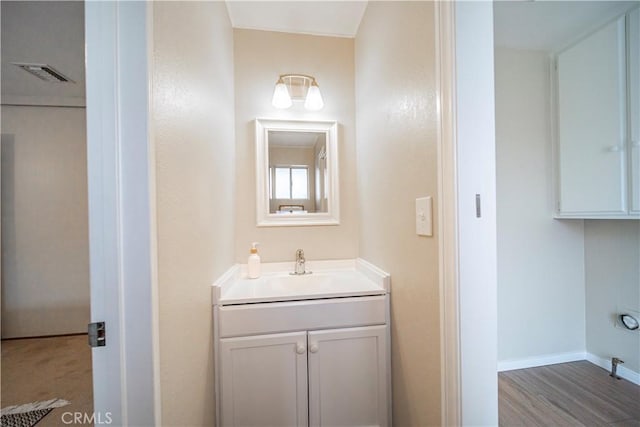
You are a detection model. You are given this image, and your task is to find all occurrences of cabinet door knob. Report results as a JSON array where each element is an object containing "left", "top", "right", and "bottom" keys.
[
  {"left": 607, "top": 145, "right": 623, "bottom": 152},
  {"left": 296, "top": 343, "right": 306, "bottom": 354},
  {"left": 309, "top": 343, "right": 319, "bottom": 353}
]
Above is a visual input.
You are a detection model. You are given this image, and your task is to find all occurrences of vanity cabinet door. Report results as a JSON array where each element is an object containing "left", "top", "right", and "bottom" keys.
[
  {"left": 219, "top": 332, "right": 308, "bottom": 427},
  {"left": 307, "top": 325, "right": 388, "bottom": 427},
  {"left": 556, "top": 15, "right": 627, "bottom": 215},
  {"left": 629, "top": 8, "right": 640, "bottom": 214}
]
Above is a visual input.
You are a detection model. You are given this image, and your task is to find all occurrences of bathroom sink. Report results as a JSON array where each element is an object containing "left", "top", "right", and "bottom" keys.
[
  {"left": 212, "top": 259, "right": 390, "bottom": 305},
  {"left": 266, "top": 273, "right": 336, "bottom": 293}
]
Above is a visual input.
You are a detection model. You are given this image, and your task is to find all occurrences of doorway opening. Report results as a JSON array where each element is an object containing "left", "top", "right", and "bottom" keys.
[
  {"left": 1, "top": 1, "right": 93, "bottom": 424},
  {"left": 493, "top": 1, "right": 640, "bottom": 424}
]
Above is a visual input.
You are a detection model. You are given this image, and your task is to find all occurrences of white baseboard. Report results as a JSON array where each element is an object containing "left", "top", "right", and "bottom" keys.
[
  {"left": 585, "top": 353, "right": 640, "bottom": 386},
  {"left": 498, "top": 352, "right": 586, "bottom": 372},
  {"left": 497, "top": 351, "right": 640, "bottom": 386}
]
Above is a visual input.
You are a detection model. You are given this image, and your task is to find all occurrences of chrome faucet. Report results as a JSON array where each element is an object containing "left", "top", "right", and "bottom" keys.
[{"left": 291, "top": 249, "right": 311, "bottom": 275}]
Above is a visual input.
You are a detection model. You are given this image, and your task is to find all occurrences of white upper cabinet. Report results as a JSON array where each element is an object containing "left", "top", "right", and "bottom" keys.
[
  {"left": 629, "top": 8, "right": 640, "bottom": 214},
  {"left": 556, "top": 15, "right": 628, "bottom": 217}
]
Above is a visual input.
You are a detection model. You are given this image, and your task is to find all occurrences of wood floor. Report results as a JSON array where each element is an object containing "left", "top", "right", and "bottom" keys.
[
  {"left": 1, "top": 335, "right": 93, "bottom": 426},
  {"left": 3, "top": 340, "right": 637, "bottom": 426},
  {"left": 500, "top": 361, "right": 640, "bottom": 426}
]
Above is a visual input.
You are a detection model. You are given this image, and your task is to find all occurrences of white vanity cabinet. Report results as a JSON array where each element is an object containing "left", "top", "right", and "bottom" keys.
[
  {"left": 219, "top": 324, "right": 388, "bottom": 427},
  {"left": 554, "top": 9, "right": 640, "bottom": 218},
  {"left": 219, "top": 332, "right": 309, "bottom": 427},
  {"left": 307, "top": 326, "right": 387, "bottom": 427},
  {"left": 212, "top": 259, "right": 392, "bottom": 427}
]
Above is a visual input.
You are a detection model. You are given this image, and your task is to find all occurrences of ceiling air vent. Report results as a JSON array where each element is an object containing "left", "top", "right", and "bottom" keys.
[{"left": 12, "top": 63, "right": 74, "bottom": 83}]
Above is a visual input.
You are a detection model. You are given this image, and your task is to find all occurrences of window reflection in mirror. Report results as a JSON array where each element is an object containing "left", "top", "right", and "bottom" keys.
[{"left": 268, "top": 131, "right": 327, "bottom": 214}]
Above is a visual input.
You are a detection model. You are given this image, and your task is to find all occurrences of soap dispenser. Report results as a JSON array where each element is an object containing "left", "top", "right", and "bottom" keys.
[{"left": 248, "top": 242, "right": 261, "bottom": 279}]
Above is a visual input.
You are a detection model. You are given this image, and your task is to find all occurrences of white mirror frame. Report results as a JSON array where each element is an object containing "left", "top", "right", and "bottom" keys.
[{"left": 255, "top": 118, "right": 340, "bottom": 227}]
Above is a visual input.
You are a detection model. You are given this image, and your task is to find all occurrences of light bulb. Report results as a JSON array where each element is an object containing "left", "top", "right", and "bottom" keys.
[
  {"left": 272, "top": 78, "right": 292, "bottom": 109},
  {"left": 304, "top": 81, "right": 324, "bottom": 111}
]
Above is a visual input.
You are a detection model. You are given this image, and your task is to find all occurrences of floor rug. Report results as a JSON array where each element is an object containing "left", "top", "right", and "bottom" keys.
[{"left": 1, "top": 399, "right": 69, "bottom": 427}]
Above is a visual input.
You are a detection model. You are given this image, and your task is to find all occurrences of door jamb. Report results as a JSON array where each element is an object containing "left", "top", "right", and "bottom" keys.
[
  {"left": 435, "top": 2, "right": 461, "bottom": 425},
  {"left": 85, "top": 2, "right": 160, "bottom": 425}
]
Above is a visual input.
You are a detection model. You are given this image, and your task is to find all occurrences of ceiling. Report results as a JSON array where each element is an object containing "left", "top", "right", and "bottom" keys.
[
  {"left": 225, "top": 1, "right": 368, "bottom": 37},
  {"left": 1, "top": 1, "right": 85, "bottom": 105},
  {"left": 494, "top": 1, "right": 637, "bottom": 51},
  {"left": 2, "top": 1, "right": 636, "bottom": 104}
]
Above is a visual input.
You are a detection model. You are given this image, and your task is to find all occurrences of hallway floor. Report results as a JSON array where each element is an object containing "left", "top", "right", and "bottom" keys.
[
  {"left": 1, "top": 335, "right": 93, "bottom": 426},
  {"left": 499, "top": 360, "right": 640, "bottom": 426}
]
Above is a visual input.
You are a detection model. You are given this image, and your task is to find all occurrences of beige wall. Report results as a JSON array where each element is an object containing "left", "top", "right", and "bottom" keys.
[
  {"left": 585, "top": 220, "right": 640, "bottom": 373},
  {"left": 233, "top": 29, "right": 357, "bottom": 263},
  {"left": 355, "top": 3, "right": 440, "bottom": 425},
  {"left": 1, "top": 105, "right": 89, "bottom": 338},
  {"left": 152, "top": 2, "right": 235, "bottom": 425},
  {"left": 495, "top": 48, "right": 586, "bottom": 362}
]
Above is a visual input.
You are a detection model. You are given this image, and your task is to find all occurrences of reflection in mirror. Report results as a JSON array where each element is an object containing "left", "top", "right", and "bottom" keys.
[
  {"left": 268, "top": 131, "right": 327, "bottom": 214},
  {"left": 255, "top": 119, "right": 339, "bottom": 227}
]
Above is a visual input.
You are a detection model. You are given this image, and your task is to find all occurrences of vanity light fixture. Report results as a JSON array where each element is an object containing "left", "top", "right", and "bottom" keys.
[{"left": 271, "top": 74, "right": 324, "bottom": 111}]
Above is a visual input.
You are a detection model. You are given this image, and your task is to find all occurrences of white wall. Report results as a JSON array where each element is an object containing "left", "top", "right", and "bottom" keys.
[
  {"left": 495, "top": 48, "right": 586, "bottom": 364},
  {"left": 233, "top": 29, "right": 357, "bottom": 263},
  {"left": 585, "top": 220, "right": 640, "bottom": 374},
  {"left": 355, "top": 3, "right": 440, "bottom": 424},
  {"left": 152, "top": 2, "right": 235, "bottom": 425},
  {"left": 1, "top": 105, "right": 89, "bottom": 338}
]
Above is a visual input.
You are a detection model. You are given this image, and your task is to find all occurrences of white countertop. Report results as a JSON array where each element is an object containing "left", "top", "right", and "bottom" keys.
[{"left": 212, "top": 258, "right": 390, "bottom": 305}]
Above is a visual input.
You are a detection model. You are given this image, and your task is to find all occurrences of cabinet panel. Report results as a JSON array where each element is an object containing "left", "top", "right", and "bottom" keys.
[
  {"left": 629, "top": 8, "right": 640, "bottom": 213},
  {"left": 557, "top": 16, "right": 627, "bottom": 214},
  {"left": 308, "top": 326, "right": 388, "bottom": 427},
  {"left": 219, "top": 332, "right": 308, "bottom": 427},
  {"left": 218, "top": 295, "right": 386, "bottom": 338}
]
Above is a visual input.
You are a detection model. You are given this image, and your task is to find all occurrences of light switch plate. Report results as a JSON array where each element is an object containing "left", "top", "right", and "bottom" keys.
[{"left": 416, "top": 196, "right": 432, "bottom": 237}]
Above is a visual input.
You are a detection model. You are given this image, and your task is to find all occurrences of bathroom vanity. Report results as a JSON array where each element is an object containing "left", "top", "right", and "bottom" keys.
[{"left": 212, "top": 259, "right": 391, "bottom": 427}]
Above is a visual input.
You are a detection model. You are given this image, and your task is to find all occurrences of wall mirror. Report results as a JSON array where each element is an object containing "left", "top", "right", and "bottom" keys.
[{"left": 255, "top": 119, "right": 339, "bottom": 226}]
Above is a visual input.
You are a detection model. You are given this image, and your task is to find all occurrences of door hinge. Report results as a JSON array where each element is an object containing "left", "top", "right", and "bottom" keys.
[{"left": 88, "top": 322, "right": 106, "bottom": 347}]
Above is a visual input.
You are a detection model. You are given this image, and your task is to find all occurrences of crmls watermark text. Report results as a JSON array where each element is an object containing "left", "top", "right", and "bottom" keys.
[{"left": 61, "top": 412, "right": 113, "bottom": 425}]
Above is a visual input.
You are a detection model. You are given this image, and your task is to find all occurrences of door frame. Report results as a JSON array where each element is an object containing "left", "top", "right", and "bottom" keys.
[
  {"left": 435, "top": 1, "right": 461, "bottom": 425},
  {"left": 85, "top": 2, "right": 160, "bottom": 425},
  {"left": 83, "top": 1, "right": 498, "bottom": 424},
  {"left": 436, "top": 1, "right": 499, "bottom": 425}
]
